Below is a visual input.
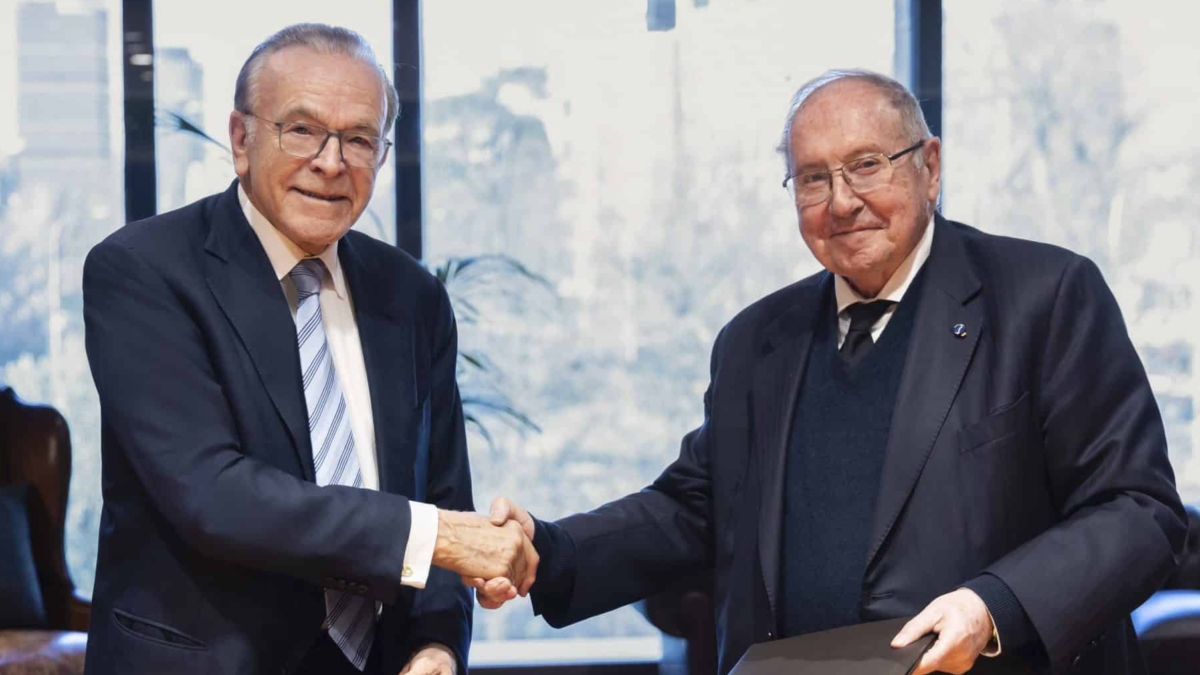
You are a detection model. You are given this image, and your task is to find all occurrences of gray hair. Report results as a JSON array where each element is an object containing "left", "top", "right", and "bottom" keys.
[
  {"left": 235, "top": 23, "right": 400, "bottom": 134},
  {"left": 777, "top": 69, "right": 931, "bottom": 177}
]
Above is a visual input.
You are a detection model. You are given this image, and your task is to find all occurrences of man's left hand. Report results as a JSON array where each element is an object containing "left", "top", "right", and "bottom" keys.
[
  {"left": 398, "top": 643, "right": 457, "bottom": 675},
  {"left": 891, "top": 588, "right": 994, "bottom": 675}
]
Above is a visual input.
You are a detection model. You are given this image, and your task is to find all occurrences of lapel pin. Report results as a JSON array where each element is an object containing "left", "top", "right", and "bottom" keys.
[{"left": 952, "top": 323, "right": 968, "bottom": 338}]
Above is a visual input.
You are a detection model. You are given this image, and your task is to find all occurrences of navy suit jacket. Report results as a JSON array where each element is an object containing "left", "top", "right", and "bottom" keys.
[
  {"left": 82, "top": 181, "right": 473, "bottom": 675},
  {"left": 532, "top": 216, "right": 1186, "bottom": 674}
]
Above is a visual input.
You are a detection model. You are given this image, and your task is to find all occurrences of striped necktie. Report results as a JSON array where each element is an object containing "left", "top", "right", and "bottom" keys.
[{"left": 290, "top": 258, "right": 375, "bottom": 670}]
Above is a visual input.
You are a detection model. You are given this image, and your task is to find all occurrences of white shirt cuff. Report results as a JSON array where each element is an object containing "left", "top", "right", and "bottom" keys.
[
  {"left": 980, "top": 605, "right": 1002, "bottom": 657},
  {"left": 401, "top": 501, "right": 438, "bottom": 589}
]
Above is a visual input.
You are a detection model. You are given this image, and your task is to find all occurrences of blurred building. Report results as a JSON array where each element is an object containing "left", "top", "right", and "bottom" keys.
[
  {"left": 16, "top": 2, "right": 113, "bottom": 199},
  {"left": 14, "top": 0, "right": 122, "bottom": 312},
  {"left": 156, "top": 46, "right": 205, "bottom": 212}
]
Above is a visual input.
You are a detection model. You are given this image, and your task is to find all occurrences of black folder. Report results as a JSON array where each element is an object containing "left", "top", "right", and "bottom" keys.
[{"left": 729, "top": 618, "right": 936, "bottom": 675}]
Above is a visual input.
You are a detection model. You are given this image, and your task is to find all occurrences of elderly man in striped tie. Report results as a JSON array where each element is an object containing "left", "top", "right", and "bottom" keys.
[{"left": 82, "top": 24, "right": 530, "bottom": 675}]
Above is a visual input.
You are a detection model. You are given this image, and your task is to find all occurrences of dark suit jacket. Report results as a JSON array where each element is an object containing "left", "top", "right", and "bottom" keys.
[
  {"left": 532, "top": 216, "right": 1186, "bottom": 675},
  {"left": 81, "top": 181, "right": 473, "bottom": 675}
]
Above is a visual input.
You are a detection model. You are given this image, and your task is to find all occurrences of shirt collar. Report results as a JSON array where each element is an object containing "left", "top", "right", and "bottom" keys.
[
  {"left": 834, "top": 214, "right": 935, "bottom": 314},
  {"left": 238, "top": 183, "right": 346, "bottom": 299}
]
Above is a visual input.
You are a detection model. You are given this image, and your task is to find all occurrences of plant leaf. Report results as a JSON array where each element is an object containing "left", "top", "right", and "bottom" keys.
[
  {"left": 464, "top": 413, "right": 497, "bottom": 450},
  {"left": 157, "top": 110, "right": 230, "bottom": 153}
]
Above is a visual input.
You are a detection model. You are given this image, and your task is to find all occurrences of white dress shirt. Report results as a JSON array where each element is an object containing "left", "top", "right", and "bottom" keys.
[
  {"left": 834, "top": 215, "right": 936, "bottom": 347},
  {"left": 239, "top": 185, "right": 437, "bottom": 589}
]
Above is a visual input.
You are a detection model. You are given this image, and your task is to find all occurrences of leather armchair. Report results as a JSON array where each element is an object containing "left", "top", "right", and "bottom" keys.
[
  {"left": 1134, "top": 505, "right": 1200, "bottom": 675},
  {"left": 0, "top": 387, "right": 89, "bottom": 674}
]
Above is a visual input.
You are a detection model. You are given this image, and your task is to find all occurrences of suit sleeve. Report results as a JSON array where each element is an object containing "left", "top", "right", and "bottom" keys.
[
  {"left": 83, "top": 239, "right": 413, "bottom": 603},
  {"left": 530, "top": 328, "right": 727, "bottom": 627},
  {"left": 983, "top": 255, "right": 1187, "bottom": 670},
  {"left": 393, "top": 280, "right": 474, "bottom": 673}
]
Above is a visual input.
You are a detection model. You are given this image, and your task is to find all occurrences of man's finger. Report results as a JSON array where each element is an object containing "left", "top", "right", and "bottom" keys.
[
  {"left": 477, "top": 594, "right": 504, "bottom": 610},
  {"left": 892, "top": 607, "right": 939, "bottom": 648},
  {"left": 475, "top": 578, "right": 514, "bottom": 609},
  {"left": 485, "top": 577, "right": 516, "bottom": 597},
  {"left": 518, "top": 535, "right": 539, "bottom": 596},
  {"left": 910, "top": 641, "right": 949, "bottom": 675},
  {"left": 477, "top": 591, "right": 505, "bottom": 610},
  {"left": 490, "top": 497, "right": 511, "bottom": 526},
  {"left": 503, "top": 520, "right": 528, "bottom": 584}
]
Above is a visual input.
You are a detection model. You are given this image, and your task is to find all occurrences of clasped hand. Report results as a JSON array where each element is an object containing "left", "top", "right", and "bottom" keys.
[
  {"left": 433, "top": 505, "right": 537, "bottom": 598},
  {"left": 451, "top": 498, "right": 535, "bottom": 608}
]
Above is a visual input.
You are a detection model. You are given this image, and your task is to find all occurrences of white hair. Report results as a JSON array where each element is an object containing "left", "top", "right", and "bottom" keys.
[
  {"left": 777, "top": 69, "right": 931, "bottom": 178},
  {"left": 234, "top": 23, "right": 399, "bottom": 134}
]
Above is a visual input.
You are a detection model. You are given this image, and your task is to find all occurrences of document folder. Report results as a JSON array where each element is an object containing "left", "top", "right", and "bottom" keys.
[{"left": 729, "top": 617, "right": 936, "bottom": 675}]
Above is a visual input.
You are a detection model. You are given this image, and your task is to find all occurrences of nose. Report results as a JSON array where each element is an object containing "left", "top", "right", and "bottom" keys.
[
  {"left": 309, "top": 135, "right": 345, "bottom": 176},
  {"left": 827, "top": 171, "right": 862, "bottom": 219}
]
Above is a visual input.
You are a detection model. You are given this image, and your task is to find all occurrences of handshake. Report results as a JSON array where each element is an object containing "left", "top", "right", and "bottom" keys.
[{"left": 432, "top": 498, "right": 534, "bottom": 608}]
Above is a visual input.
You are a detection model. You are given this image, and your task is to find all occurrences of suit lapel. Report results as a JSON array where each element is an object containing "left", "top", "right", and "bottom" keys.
[
  {"left": 754, "top": 274, "right": 830, "bottom": 623},
  {"left": 203, "top": 182, "right": 314, "bottom": 480},
  {"left": 339, "top": 237, "right": 420, "bottom": 497},
  {"left": 864, "top": 216, "right": 983, "bottom": 571}
]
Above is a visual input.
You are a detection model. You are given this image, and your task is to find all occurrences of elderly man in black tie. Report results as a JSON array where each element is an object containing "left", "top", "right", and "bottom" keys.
[{"left": 476, "top": 69, "right": 1186, "bottom": 675}]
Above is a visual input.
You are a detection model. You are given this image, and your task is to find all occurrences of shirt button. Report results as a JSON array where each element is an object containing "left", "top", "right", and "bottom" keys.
[{"left": 402, "top": 566, "right": 414, "bottom": 578}]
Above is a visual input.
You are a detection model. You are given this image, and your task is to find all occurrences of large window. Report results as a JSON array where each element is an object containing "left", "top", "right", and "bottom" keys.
[
  {"left": 944, "top": 0, "right": 1200, "bottom": 502},
  {"left": 20, "top": 2, "right": 1193, "bottom": 669},
  {"left": 153, "top": 0, "right": 395, "bottom": 242},
  {"left": 0, "top": 0, "right": 126, "bottom": 595},
  {"left": 421, "top": 0, "right": 896, "bottom": 664}
]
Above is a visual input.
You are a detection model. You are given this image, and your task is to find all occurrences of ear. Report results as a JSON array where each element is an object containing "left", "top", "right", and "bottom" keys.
[
  {"left": 229, "top": 111, "right": 251, "bottom": 179},
  {"left": 922, "top": 136, "right": 942, "bottom": 204}
]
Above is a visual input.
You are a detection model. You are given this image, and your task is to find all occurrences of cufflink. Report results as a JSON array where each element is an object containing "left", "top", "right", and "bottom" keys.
[{"left": 402, "top": 566, "right": 414, "bottom": 578}]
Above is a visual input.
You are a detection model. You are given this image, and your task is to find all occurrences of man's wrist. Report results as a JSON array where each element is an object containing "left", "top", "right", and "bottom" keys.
[
  {"left": 432, "top": 509, "right": 463, "bottom": 568},
  {"left": 961, "top": 573, "right": 1036, "bottom": 657},
  {"left": 401, "top": 502, "right": 438, "bottom": 588}
]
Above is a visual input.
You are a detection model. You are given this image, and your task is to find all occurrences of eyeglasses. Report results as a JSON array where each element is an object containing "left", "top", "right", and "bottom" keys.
[
  {"left": 782, "top": 140, "right": 926, "bottom": 207},
  {"left": 240, "top": 112, "right": 392, "bottom": 169}
]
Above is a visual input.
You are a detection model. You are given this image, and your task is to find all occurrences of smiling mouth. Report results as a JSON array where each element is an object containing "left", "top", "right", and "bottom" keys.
[
  {"left": 294, "top": 188, "right": 347, "bottom": 203},
  {"left": 833, "top": 227, "right": 880, "bottom": 237}
]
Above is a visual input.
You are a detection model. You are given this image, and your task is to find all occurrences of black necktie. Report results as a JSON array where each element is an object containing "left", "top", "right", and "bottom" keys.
[{"left": 839, "top": 301, "right": 896, "bottom": 364}]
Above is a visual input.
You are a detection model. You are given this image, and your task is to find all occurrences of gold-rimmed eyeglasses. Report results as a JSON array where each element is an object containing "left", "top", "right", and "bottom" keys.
[
  {"left": 240, "top": 111, "right": 392, "bottom": 169},
  {"left": 782, "top": 140, "right": 926, "bottom": 207}
]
